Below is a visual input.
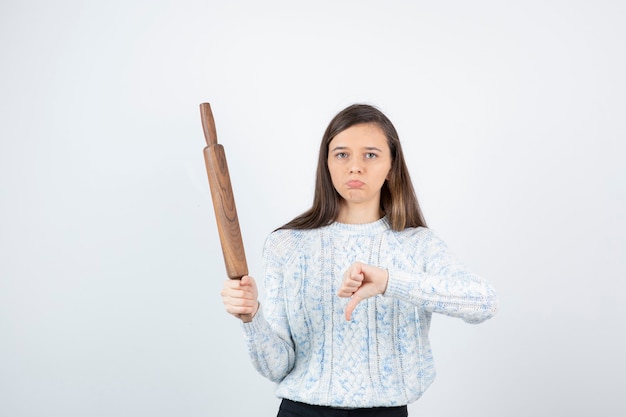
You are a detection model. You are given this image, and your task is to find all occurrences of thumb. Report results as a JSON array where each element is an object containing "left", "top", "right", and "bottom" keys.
[
  {"left": 345, "top": 293, "right": 363, "bottom": 321},
  {"left": 240, "top": 275, "right": 254, "bottom": 287}
]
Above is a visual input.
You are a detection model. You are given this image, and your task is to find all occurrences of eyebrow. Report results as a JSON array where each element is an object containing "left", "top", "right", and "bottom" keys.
[{"left": 330, "top": 146, "right": 384, "bottom": 152}]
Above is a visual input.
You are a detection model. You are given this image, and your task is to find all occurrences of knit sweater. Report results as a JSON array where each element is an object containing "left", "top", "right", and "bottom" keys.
[{"left": 242, "top": 217, "right": 498, "bottom": 408}]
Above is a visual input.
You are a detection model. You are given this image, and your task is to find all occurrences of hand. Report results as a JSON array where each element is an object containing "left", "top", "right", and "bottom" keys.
[
  {"left": 221, "top": 275, "right": 259, "bottom": 323},
  {"left": 337, "top": 262, "right": 389, "bottom": 321}
]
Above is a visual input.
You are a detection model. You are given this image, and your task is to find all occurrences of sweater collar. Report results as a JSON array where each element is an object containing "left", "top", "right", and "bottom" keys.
[{"left": 325, "top": 216, "right": 390, "bottom": 235}]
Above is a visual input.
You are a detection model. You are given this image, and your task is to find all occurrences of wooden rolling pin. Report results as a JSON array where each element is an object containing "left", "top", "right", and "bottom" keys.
[{"left": 200, "top": 103, "right": 248, "bottom": 281}]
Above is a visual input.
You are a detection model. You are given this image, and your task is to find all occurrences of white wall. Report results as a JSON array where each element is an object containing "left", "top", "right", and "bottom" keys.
[{"left": 1, "top": 0, "right": 624, "bottom": 415}]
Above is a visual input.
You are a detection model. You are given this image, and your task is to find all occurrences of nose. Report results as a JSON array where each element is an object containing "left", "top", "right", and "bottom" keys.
[{"left": 349, "top": 163, "right": 363, "bottom": 174}]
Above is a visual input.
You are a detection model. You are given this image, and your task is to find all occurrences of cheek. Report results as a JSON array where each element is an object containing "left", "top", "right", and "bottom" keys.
[
  {"left": 327, "top": 163, "right": 340, "bottom": 180},
  {"left": 378, "top": 165, "right": 392, "bottom": 182}
]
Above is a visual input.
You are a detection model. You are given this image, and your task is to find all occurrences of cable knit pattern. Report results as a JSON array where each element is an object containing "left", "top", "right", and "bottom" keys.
[{"left": 242, "top": 217, "right": 498, "bottom": 408}]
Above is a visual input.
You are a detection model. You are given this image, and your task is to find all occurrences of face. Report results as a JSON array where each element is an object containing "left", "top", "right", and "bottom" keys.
[{"left": 327, "top": 123, "right": 392, "bottom": 213}]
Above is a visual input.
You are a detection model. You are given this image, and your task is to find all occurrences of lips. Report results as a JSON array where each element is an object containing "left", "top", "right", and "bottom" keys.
[{"left": 346, "top": 180, "right": 365, "bottom": 188}]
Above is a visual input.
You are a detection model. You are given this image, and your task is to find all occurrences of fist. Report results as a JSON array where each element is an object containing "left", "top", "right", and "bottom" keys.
[
  {"left": 221, "top": 275, "right": 259, "bottom": 322},
  {"left": 337, "top": 262, "right": 389, "bottom": 321}
]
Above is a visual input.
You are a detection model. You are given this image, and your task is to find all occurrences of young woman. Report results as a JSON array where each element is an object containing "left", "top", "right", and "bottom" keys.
[{"left": 221, "top": 104, "right": 499, "bottom": 416}]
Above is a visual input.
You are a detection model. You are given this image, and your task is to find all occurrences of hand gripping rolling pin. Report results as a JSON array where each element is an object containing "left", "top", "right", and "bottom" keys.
[{"left": 200, "top": 103, "right": 252, "bottom": 321}]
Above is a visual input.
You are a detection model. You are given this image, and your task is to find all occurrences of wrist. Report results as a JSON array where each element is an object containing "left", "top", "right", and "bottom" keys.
[{"left": 380, "top": 269, "right": 389, "bottom": 294}]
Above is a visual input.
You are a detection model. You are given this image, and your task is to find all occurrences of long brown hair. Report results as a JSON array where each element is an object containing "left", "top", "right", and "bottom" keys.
[{"left": 279, "top": 104, "right": 427, "bottom": 231}]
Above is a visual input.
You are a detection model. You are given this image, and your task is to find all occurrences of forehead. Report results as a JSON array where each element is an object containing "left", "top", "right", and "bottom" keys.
[{"left": 329, "top": 123, "right": 388, "bottom": 149}]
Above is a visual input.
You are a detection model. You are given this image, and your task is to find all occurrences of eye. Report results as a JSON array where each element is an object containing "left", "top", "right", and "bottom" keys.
[
  {"left": 365, "top": 152, "right": 377, "bottom": 159},
  {"left": 336, "top": 152, "right": 349, "bottom": 159}
]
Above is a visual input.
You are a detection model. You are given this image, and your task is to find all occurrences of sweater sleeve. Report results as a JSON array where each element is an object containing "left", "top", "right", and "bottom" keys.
[
  {"left": 241, "top": 231, "right": 296, "bottom": 382},
  {"left": 384, "top": 228, "right": 499, "bottom": 324}
]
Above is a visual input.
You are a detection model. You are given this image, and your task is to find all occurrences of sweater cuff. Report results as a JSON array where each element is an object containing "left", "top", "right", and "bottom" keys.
[
  {"left": 384, "top": 268, "right": 415, "bottom": 302},
  {"left": 242, "top": 303, "right": 267, "bottom": 338}
]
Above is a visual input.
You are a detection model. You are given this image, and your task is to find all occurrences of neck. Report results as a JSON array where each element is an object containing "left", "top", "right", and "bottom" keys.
[{"left": 335, "top": 201, "right": 383, "bottom": 224}]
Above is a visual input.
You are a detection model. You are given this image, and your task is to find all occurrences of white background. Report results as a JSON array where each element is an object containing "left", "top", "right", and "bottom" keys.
[{"left": 1, "top": 0, "right": 624, "bottom": 416}]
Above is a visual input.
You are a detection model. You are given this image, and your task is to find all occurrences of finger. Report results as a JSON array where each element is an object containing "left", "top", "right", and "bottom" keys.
[
  {"left": 344, "top": 266, "right": 363, "bottom": 284},
  {"left": 240, "top": 276, "right": 258, "bottom": 298},
  {"left": 345, "top": 294, "right": 363, "bottom": 321},
  {"left": 223, "top": 276, "right": 255, "bottom": 294},
  {"left": 338, "top": 279, "right": 360, "bottom": 297},
  {"left": 222, "top": 279, "right": 239, "bottom": 289},
  {"left": 223, "top": 289, "right": 257, "bottom": 305},
  {"left": 222, "top": 290, "right": 252, "bottom": 309},
  {"left": 351, "top": 261, "right": 365, "bottom": 276},
  {"left": 225, "top": 304, "right": 256, "bottom": 316},
  {"left": 344, "top": 264, "right": 361, "bottom": 280},
  {"left": 338, "top": 281, "right": 357, "bottom": 294},
  {"left": 240, "top": 275, "right": 251, "bottom": 286},
  {"left": 222, "top": 280, "right": 245, "bottom": 296},
  {"left": 337, "top": 286, "right": 353, "bottom": 298},
  {"left": 347, "top": 263, "right": 363, "bottom": 280},
  {"left": 337, "top": 288, "right": 349, "bottom": 298}
]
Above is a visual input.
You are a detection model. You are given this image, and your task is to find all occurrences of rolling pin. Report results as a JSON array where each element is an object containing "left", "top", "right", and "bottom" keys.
[{"left": 200, "top": 103, "right": 249, "bottom": 282}]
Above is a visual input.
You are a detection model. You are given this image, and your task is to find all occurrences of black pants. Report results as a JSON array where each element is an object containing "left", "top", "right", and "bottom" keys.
[{"left": 277, "top": 399, "right": 408, "bottom": 417}]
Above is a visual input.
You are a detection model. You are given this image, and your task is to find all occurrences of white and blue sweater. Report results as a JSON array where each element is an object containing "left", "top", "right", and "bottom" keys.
[{"left": 243, "top": 217, "right": 498, "bottom": 408}]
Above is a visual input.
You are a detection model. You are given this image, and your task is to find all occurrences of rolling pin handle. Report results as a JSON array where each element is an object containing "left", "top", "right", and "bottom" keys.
[{"left": 200, "top": 102, "right": 218, "bottom": 147}]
